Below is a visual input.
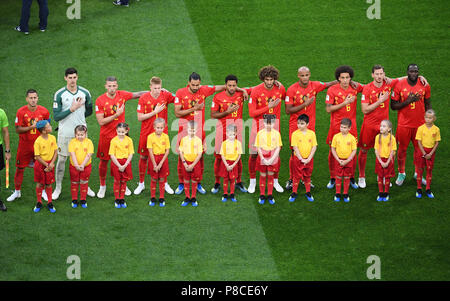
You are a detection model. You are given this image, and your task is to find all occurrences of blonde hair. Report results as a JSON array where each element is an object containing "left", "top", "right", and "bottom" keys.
[{"left": 377, "top": 120, "right": 393, "bottom": 153}]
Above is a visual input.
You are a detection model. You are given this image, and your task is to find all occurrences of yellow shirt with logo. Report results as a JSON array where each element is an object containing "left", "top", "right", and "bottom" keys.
[
  {"left": 374, "top": 134, "right": 397, "bottom": 158},
  {"left": 415, "top": 124, "right": 441, "bottom": 148},
  {"left": 331, "top": 132, "right": 357, "bottom": 159},
  {"left": 68, "top": 137, "right": 94, "bottom": 166},
  {"left": 291, "top": 129, "right": 317, "bottom": 158},
  {"left": 220, "top": 139, "right": 243, "bottom": 161},
  {"left": 254, "top": 128, "right": 282, "bottom": 151},
  {"left": 34, "top": 134, "right": 58, "bottom": 161},
  {"left": 147, "top": 132, "right": 170, "bottom": 155},
  {"left": 179, "top": 135, "right": 203, "bottom": 162},
  {"left": 109, "top": 136, "right": 134, "bottom": 159}
]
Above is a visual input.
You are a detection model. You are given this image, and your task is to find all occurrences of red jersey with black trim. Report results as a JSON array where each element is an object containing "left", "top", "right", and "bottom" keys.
[
  {"left": 286, "top": 81, "right": 328, "bottom": 131},
  {"left": 325, "top": 83, "right": 363, "bottom": 128},
  {"left": 248, "top": 83, "right": 286, "bottom": 131},
  {"left": 391, "top": 78, "right": 430, "bottom": 128},
  {"left": 137, "top": 90, "right": 175, "bottom": 135},
  {"left": 15, "top": 105, "right": 50, "bottom": 143},
  {"left": 95, "top": 90, "right": 134, "bottom": 138},
  {"left": 361, "top": 79, "right": 398, "bottom": 127}
]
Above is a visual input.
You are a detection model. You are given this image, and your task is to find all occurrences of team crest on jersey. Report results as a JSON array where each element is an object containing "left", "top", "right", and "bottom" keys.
[{"left": 112, "top": 104, "right": 117, "bottom": 112}]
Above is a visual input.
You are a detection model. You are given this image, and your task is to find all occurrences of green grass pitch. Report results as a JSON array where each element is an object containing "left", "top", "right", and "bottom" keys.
[{"left": 0, "top": 0, "right": 448, "bottom": 281}]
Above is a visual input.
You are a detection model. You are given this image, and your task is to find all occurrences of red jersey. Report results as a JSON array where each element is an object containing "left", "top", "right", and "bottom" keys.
[
  {"left": 248, "top": 83, "right": 286, "bottom": 131},
  {"left": 361, "top": 79, "right": 398, "bottom": 127},
  {"left": 137, "top": 90, "right": 175, "bottom": 135},
  {"left": 174, "top": 85, "right": 216, "bottom": 140},
  {"left": 285, "top": 81, "right": 328, "bottom": 131},
  {"left": 95, "top": 90, "right": 134, "bottom": 138},
  {"left": 325, "top": 83, "right": 363, "bottom": 128},
  {"left": 15, "top": 105, "right": 50, "bottom": 143},
  {"left": 211, "top": 88, "right": 252, "bottom": 126},
  {"left": 391, "top": 78, "right": 430, "bottom": 128}
]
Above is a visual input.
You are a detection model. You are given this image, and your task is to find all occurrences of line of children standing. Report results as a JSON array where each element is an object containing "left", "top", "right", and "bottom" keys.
[{"left": 27, "top": 111, "right": 440, "bottom": 212}]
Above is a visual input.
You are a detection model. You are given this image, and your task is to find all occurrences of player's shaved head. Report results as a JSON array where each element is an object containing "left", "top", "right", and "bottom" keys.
[
  {"left": 298, "top": 66, "right": 310, "bottom": 73},
  {"left": 407, "top": 64, "right": 419, "bottom": 71}
]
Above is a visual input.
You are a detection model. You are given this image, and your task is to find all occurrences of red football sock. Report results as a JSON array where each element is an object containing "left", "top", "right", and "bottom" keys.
[
  {"left": 304, "top": 176, "right": 311, "bottom": 193},
  {"left": 14, "top": 168, "right": 25, "bottom": 190},
  {"left": 397, "top": 147, "right": 407, "bottom": 174},
  {"left": 119, "top": 182, "right": 126, "bottom": 199},
  {"left": 113, "top": 180, "right": 120, "bottom": 199},
  {"left": 259, "top": 174, "right": 266, "bottom": 195},
  {"left": 138, "top": 157, "right": 147, "bottom": 183},
  {"left": 184, "top": 180, "right": 190, "bottom": 198},
  {"left": 426, "top": 169, "right": 432, "bottom": 190},
  {"left": 236, "top": 159, "right": 242, "bottom": 183},
  {"left": 358, "top": 150, "right": 367, "bottom": 178},
  {"left": 249, "top": 156, "right": 257, "bottom": 179},
  {"left": 191, "top": 181, "right": 197, "bottom": 198},
  {"left": 289, "top": 154, "right": 293, "bottom": 180},
  {"left": 416, "top": 167, "right": 424, "bottom": 189},
  {"left": 45, "top": 186, "right": 53, "bottom": 203},
  {"left": 335, "top": 178, "right": 342, "bottom": 194},
  {"left": 80, "top": 183, "right": 88, "bottom": 200},
  {"left": 71, "top": 183, "right": 79, "bottom": 200},
  {"left": 384, "top": 178, "right": 390, "bottom": 193},
  {"left": 150, "top": 179, "right": 157, "bottom": 198},
  {"left": 223, "top": 178, "right": 229, "bottom": 195},
  {"left": 328, "top": 149, "right": 335, "bottom": 179},
  {"left": 343, "top": 177, "right": 350, "bottom": 194},
  {"left": 99, "top": 160, "right": 108, "bottom": 186},
  {"left": 292, "top": 178, "right": 299, "bottom": 193},
  {"left": 377, "top": 177, "right": 384, "bottom": 193},
  {"left": 159, "top": 180, "right": 165, "bottom": 199},
  {"left": 230, "top": 180, "right": 236, "bottom": 194},
  {"left": 267, "top": 174, "right": 274, "bottom": 195},
  {"left": 36, "top": 186, "right": 43, "bottom": 203},
  {"left": 214, "top": 157, "right": 221, "bottom": 184},
  {"left": 178, "top": 158, "right": 184, "bottom": 183}
]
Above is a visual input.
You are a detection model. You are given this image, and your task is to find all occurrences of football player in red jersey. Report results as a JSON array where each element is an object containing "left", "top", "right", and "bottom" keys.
[
  {"left": 133, "top": 76, "right": 176, "bottom": 195},
  {"left": 7, "top": 89, "right": 49, "bottom": 202},
  {"left": 284, "top": 66, "right": 338, "bottom": 190},
  {"left": 325, "top": 66, "right": 363, "bottom": 190},
  {"left": 210, "top": 74, "right": 251, "bottom": 194},
  {"left": 390, "top": 64, "right": 431, "bottom": 186},
  {"left": 173, "top": 72, "right": 248, "bottom": 195},
  {"left": 95, "top": 76, "right": 147, "bottom": 198},
  {"left": 247, "top": 65, "right": 286, "bottom": 194}
]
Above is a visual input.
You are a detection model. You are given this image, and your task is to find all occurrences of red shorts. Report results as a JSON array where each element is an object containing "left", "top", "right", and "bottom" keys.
[
  {"left": 396, "top": 126, "right": 418, "bottom": 151},
  {"left": 69, "top": 163, "right": 92, "bottom": 182},
  {"left": 16, "top": 143, "right": 35, "bottom": 168},
  {"left": 291, "top": 156, "right": 314, "bottom": 180},
  {"left": 335, "top": 157, "right": 354, "bottom": 177},
  {"left": 110, "top": 158, "right": 133, "bottom": 182},
  {"left": 181, "top": 159, "right": 202, "bottom": 182},
  {"left": 358, "top": 122, "right": 380, "bottom": 149},
  {"left": 256, "top": 152, "right": 280, "bottom": 173},
  {"left": 218, "top": 159, "right": 239, "bottom": 179},
  {"left": 34, "top": 160, "right": 55, "bottom": 185},
  {"left": 375, "top": 157, "right": 395, "bottom": 178},
  {"left": 97, "top": 135, "right": 113, "bottom": 161},
  {"left": 148, "top": 154, "right": 170, "bottom": 179},
  {"left": 414, "top": 147, "right": 435, "bottom": 170}
]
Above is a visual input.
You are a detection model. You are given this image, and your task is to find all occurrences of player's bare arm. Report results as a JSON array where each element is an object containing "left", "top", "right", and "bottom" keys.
[
  {"left": 210, "top": 103, "right": 239, "bottom": 119},
  {"left": 174, "top": 104, "right": 196, "bottom": 118},
  {"left": 96, "top": 104, "right": 124, "bottom": 126},
  {"left": 137, "top": 103, "right": 165, "bottom": 121}
]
